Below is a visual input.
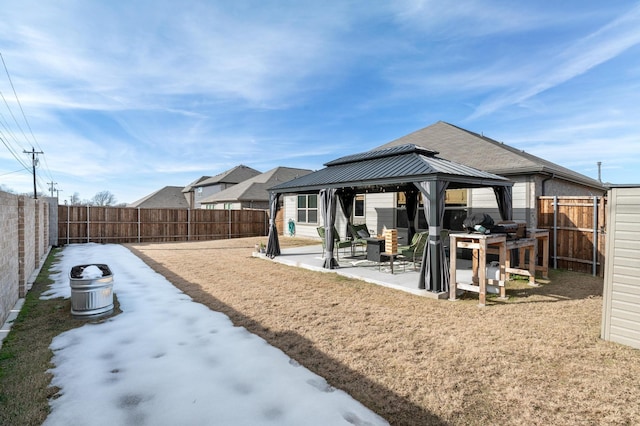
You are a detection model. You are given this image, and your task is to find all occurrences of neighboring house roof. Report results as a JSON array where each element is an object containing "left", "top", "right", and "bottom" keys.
[
  {"left": 182, "top": 176, "right": 212, "bottom": 193},
  {"left": 128, "top": 186, "right": 190, "bottom": 208},
  {"left": 270, "top": 144, "right": 511, "bottom": 193},
  {"left": 191, "top": 165, "right": 262, "bottom": 189},
  {"left": 377, "top": 121, "right": 605, "bottom": 190},
  {"left": 201, "top": 167, "right": 313, "bottom": 204}
]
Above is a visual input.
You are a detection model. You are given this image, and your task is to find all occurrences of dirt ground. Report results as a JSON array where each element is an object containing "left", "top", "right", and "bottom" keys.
[{"left": 126, "top": 237, "right": 640, "bottom": 426}]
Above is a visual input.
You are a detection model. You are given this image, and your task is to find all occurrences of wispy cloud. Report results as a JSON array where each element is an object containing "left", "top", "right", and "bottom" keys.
[
  {"left": 469, "top": 3, "right": 640, "bottom": 118},
  {"left": 2, "top": 1, "right": 640, "bottom": 200}
]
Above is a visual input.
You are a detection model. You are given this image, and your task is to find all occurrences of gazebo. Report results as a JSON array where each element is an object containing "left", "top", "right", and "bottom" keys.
[{"left": 266, "top": 144, "right": 513, "bottom": 294}]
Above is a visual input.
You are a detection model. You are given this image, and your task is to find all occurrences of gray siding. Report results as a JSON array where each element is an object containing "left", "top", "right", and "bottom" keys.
[
  {"left": 468, "top": 178, "right": 532, "bottom": 225},
  {"left": 602, "top": 186, "right": 640, "bottom": 349},
  {"left": 366, "top": 193, "right": 396, "bottom": 236}
]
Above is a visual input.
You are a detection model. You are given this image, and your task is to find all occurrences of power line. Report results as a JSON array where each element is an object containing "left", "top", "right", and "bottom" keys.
[
  {"left": 23, "top": 147, "right": 43, "bottom": 199},
  {"left": 0, "top": 133, "right": 31, "bottom": 171},
  {"left": 0, "top": 53, "right": 40, "bottom": 151},
  {"left": 48, "top": 181, "right": 57, "bottom": 197},
  {"left": 0, "top": 51, "right": 55, "bottom": 189}
]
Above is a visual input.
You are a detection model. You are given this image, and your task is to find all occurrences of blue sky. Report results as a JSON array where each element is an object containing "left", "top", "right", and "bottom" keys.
[{"left": 1, "top": 1, "right": 639, "bottom": 204}]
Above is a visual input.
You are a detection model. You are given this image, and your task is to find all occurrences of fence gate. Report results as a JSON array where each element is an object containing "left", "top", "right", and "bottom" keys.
[{"left": 537, "top": 196, "right": 607, "bottom": 277}]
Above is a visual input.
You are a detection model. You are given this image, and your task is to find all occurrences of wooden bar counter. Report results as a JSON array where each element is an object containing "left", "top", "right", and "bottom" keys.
[
  {"left": 449, "top": 233, "right": 507, "bottom": 306},
  {"left": 449, "top": 230, "right": 550, "bottom": 306}
]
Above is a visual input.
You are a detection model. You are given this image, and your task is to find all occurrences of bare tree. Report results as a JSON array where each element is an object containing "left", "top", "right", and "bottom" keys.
[
  {"left": 92, "top": 190, "right": 117, "bottom": 206},
  {"left": 69, "top": 192, "right": 82, "bottom": 205}
]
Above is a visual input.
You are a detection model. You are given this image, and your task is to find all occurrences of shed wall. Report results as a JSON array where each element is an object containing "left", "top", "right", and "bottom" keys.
[{"left": 602, "top": 186, "right": 640, "bottom": 349}]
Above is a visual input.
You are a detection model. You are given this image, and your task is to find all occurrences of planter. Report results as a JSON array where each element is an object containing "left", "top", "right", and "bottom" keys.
[{"left": 69, "top": 264, "right": 114, "bottom": 317}]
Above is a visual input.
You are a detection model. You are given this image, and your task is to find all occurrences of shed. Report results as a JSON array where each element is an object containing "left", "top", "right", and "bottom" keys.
[
  {"left": 267, "top": 144, "right": 513, "bottom": 295},
  {"left": 601, "top": 185, "right": 640, "bottom": 349}
]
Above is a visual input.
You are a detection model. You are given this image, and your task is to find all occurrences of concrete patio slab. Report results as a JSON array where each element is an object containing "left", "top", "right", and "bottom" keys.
[{"left": 255, "top": 245, "right": 454, "bottom": 299}]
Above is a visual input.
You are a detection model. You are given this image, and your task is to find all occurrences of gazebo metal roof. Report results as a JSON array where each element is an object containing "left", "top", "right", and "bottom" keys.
[
  {"left": 266, "top": 143, "right": 513, "bottom": 295},
  {"left": 269, "top": 144, "right": 511, "bottom": 194}
]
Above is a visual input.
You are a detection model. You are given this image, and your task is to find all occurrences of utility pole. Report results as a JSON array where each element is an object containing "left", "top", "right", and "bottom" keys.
[
  {"left": 48, "top": 181, "right": 57, "bottom": 197},
  {"left": 55, "top": 188, "right": 63, "bottom": 201},
  {"left": 23, "top": 147, "right": 44, "bottom": 199}
]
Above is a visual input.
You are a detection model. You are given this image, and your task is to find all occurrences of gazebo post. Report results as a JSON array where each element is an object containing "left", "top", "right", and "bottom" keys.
[{"left": 427, "top": 182, "right": 443, "bottom": 292}]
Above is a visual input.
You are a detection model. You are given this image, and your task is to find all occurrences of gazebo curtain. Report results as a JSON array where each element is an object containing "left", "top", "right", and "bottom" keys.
[
  {"left": 415, "top": 180, "right": 450, "bottom": 292},
  {"left": 405, "top": 189, "right": 419, "bottom": 244},
  {"left": 493, "top": 186, "right": 513, "bottom": 221},
  {"left": 337, "top": 189, "right": 356, "bottom": 237},
  {"left": 320, "top": 188, "right": 339, "bottom": 269},
  {"left": 265, "top": 192, "right": 281, "bottom": 258}
]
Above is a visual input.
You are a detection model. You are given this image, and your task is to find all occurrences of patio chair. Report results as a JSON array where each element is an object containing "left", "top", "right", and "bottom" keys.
[
  {"left": 347, "top": 223, "right": 370, "bottom": 255},
  {"left": 399, "top": 231, "right": 428, "bottom": 270},
  {"left": 317, "top": 226, "right": 353, "bottom": 261}
]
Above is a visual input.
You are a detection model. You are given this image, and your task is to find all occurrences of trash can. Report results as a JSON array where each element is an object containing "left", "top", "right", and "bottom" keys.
[{"left": 70, "top": 264, "right": 114, "bottom": 317}]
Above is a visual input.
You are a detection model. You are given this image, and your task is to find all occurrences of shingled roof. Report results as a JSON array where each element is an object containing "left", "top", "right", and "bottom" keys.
[
  {"left": 190, "top": 165, "right": 261, "bottom": 189},
  {"left": 128, "top": 186, "right": 190, "bottom": 208},
  {"left": 201, "top": 167, "right": 313, "bottom": 204},
  {"left": 270, "top": 144, "right": 511, "bottom": 193},
  {"left": 377, "top": 121, "right": 604, "bottom": 189}
]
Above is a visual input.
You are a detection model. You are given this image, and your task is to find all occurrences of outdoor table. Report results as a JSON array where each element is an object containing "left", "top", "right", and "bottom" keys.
[
  {"left": 449, "top": 233, "right": 507, "bottom": 306},
  {"left": 450, "top": 231, "right": 547, "bottom": 305},
  {"left": 527, "top": 229, "right": 550, "bottom": 279},
  {"left": 379, "top": 251, "right": 403, "bottom": 274},
  {"left": 501, "top": 237, "right": 538, "bottom": 286}
]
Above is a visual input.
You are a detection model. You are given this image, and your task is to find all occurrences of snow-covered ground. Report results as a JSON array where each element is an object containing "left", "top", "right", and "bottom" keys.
[{"left": 41, "top": 244, "right": 388, "bottom": 426}]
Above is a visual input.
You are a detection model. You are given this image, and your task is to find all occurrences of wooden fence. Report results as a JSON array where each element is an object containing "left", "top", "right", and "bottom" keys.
[
  {"left": 58, "top": 206, "right": 269, "bottom": 244},
  {"left": 537, "top": 196, "right": 607, "bottom": 276}
]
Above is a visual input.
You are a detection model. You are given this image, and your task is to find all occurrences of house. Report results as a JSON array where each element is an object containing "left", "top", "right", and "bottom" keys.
[
  {"left": 199, "top": 167, "right": 313, "bottom": 210},
  {"left": 277, "top": 121, "right": 606, "bottom": 240},
  {"left": 181, "top": 165, "right": 261, "bottom": 209},
  {"left": 378, "top": 121, "right": 606, "bottom": 228},
  {"left": 181, "top": 176, "right": 212, "bottom": 208},
  {"left": 128, "top": 186, "right": 190, "bottom": 209}
]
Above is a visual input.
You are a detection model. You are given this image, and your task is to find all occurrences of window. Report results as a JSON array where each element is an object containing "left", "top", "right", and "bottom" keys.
[
  {"left": 297, "top": 195, "right": 318, "bottom": 224},
  {"left": 445, "top": 189, "right": 468, "bottom": 231},
  {"left": 354, "top": 194, "right": 365, "bottom": 218}
]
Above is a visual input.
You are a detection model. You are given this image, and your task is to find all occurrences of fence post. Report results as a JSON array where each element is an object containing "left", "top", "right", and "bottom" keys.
[
  {"left": 188, "top": 209, "right": 191, "bottom": 241},
  {"left": 67, "top": 205, "right": 70, "bottom": 245},
  {"left": 593, "top": 196, "right": 598, "bottom": 276},
  {"left": 137, "top": 207, "right": 141, "bottom": 243},
  {"left": 553, "top": 196, "right": 558, "bottom": 270},
  {"left": 86, "top": 205, "right": 90, "bottom": 243},
  {"left": 228, "top": 205, "right": 232, "bottom": 239}
]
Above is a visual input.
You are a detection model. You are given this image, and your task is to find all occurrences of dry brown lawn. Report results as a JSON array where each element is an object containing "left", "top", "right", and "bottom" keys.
[{"left": 126, "top": 237, "right": 640, "bottom": 426}]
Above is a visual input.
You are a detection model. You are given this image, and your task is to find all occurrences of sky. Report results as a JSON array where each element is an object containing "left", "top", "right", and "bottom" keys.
[
  {"left": 1, "top": 1, "right": 640, "bottom": 205},
  {"left": 40, "top": 243, "right": 388, "bottom": 425}
]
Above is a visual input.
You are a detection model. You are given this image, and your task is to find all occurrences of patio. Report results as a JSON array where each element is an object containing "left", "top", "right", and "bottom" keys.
[{"left": 256, "top": 243, "right": 498, "bottom": 300}]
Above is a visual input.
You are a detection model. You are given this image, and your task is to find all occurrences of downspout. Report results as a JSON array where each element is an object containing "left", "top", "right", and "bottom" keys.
[{"left": 541, "top": 173, "right": 555, "bottom": 196}]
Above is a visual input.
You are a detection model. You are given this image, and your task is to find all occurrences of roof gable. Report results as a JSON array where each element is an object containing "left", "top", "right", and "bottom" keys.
[{"left": 201, "top": 167, "right": 313, "bottom": 203}]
